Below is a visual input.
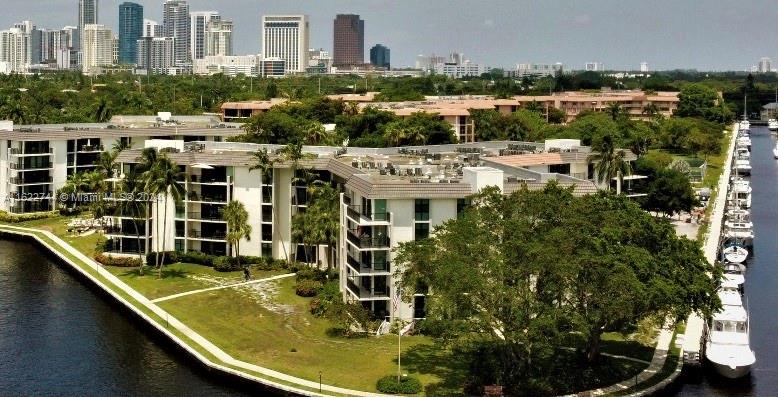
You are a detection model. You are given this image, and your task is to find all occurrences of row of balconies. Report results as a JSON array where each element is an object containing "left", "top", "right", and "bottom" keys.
[
  {"left": 346, "top": 205, "right": 390, "bottom": 223},
  {"left": 9, "top": 147, "right": 54, "bottom": 156},
  {"left": 346, "top": 278, "right": 390, "bottom": 300},
  {"left": 346, "top": 253, "right": 390, "bottom": 274},
  {"left": 9, "top": 176, "right": 53, "bottom": 185},
  {"left": 346, "top": 228, "right": 390, "bottom": 249},
  {"left": 9, "top": 161, "right": 53, "bottom": 170}
]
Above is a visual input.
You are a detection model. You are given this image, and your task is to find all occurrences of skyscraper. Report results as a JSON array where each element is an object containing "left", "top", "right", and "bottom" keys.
[
  {"left": 205, "top": 20, "right": 233, "bottom": 57},
  {"left": 78, "top": 0, "right": 99, "bottom": 51},
  {"left": 118, "top": 2, "right": 143, "bottom": 64},
  {"left": 190, "top": 11, "right": 219, "bottom": 60},
  {"left": 370, "top": 44, "right": 390, "bottom": 69},
  {"left": 163, "top": 0, "right": 190, "bottom": 64},
  {"left": 81, "top": 24, "right": 113, "bottom": 74},
  {"left": 143, "top": 19, "right": 162, "bottom": 38},
  {"left": 262, "top": 15, "right": 309, "bottom": 74},
  {"left": 0, "top": 28, "right": 31, "bottom": 73},
  {"left": 137, "top": 36, "right": 175, "bottom": 74},
  {"left": 12, "top": 21, "right": 41, "bottom": 65},
  {"left": 333, "top": 14, "right": 364, "bottom": 67},
  {"left": 758, "top": 57, "right": 772, "bottom": 73}
]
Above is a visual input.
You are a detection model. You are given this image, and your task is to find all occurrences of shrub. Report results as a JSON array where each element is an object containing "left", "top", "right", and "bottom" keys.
[
  {"left": 145, "top": 251, "right": 179, "bottom": 266},
  {"left": 0, "top": 210, "right": 59, "bottom": 223},
  {"left": 178, "top": 251, "right": 215, "bottom": 266},
  {"left": 295, "top": 279, "right": 323, "bottom": 297},
  {"left": 94, "top": 253, "right": 143, "bottom": 268},
  {"left": 309, "top": 281, "right": 341, "bottom": 317},
  {"left": 213, "top": 256, "right": 241, "bottom": 272},
  {"left": 376, "top": 376, "right": 422, "bottom": 394}
]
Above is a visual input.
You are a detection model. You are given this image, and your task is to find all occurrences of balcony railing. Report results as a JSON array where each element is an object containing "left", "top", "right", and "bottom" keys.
[
  {"left": 347, "top": 229, "right": 390, "bottom": 249},
  {"left": 9, "top": 176, "right": 53, "bottom": 185},
  {"left": 190, "top": 174, "right": 228, "bottom": 184},
  {"left": 77, "top": 145, "right": 104, "bottom": 152},
  {"left": 186, "top": 212, "right": 225, "bottom": 221},
  {"left": 346, "top": 279, "right": 390, "bottom": 299},
  {"left": 189, "top": 230, "right": 226, "bottom": 240},
  {"left": 104, "top": 227, "right": 144, "bottom": 236},
  {"left": 10, "top": 161, "right": 53, "bottom": 170},
  {"left": 346, "top": 253, "right": 390, "bottom": 273},
  {"left": 346, "top": 205, "right": 390, "bottom": 223},
  {"left": 9, "top": 148, "right": 54, "bottom": 155},
  {"left": 187, "top": 192, "right": 227, "bottom": 203}
]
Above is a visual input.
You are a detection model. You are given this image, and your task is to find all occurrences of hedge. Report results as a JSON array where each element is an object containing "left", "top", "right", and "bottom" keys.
[
  {"left": 145, "top": 251, "right": 287, "bottom": 271},
  {"left": 295, "top": 279, "right": 323, "bottom": 297},
  {"left": 214, "top": 256, "right": 241, "bottom": 272},
  {"left": 376, "top": 376, "right": 422, "bottom": 394},
  {"left": 94, "top": 253, "right": 143, "bottom": 268},
  {"left": 0, "top": 210, "right": 59, "bottom": 223}
]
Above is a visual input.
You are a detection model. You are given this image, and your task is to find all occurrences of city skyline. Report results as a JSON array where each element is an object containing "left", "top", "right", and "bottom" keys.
[{"left": 3, "top": 0, "right": 778, "bottom": 71}]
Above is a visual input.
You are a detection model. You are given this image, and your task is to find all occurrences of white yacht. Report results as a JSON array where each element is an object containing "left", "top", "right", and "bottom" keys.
[
  {"left": 731, "top": 180, "right": 752, "bottom": 209},
  {"left": 733, "top": 159, "right": 752, "bottom": 176},
  {"left": 739, "top": 120, "right": 750, "bottom": 131},
  {"left": 769, "top": 118, "right": 778, "bottom": 131},
  {"left": 736, "top": 147, "right": 750, "bottom": 160},
  {"left": 724, "top": 221, "right": 754, "bottom": 247},
  {"left": 736, "top": 136, "right": 752, "bottom": 152},
  {"left": 723, "top": 245, "right": 749, "bottom": 264},
  {"left": 773, "top": 142, "right": 778, "bottom": 159},
  {"left": 705, "top": 291, "right": 755, "bottom": 379},
  {"left": 722, "top": 273, "right": 745, "bottom": 292}
]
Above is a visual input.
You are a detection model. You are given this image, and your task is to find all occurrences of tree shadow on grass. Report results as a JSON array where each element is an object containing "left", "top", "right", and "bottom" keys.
[
  {"left": 324, "top": 327, "right": 370, "bottom": 339},
  {"left": 118, "top": 267, "right": 190, "bottom": 280},
  {"left": 400, "top": 341, "right": 470, "bottom": 396}
]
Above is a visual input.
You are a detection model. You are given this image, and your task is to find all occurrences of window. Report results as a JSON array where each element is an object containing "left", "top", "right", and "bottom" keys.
[
  {"left": 457, "top": 198, "right": 471, "bottom": 217},
  {"left": 548, "top": 163, "right": 570, "bottom": 175},
  {"left": 415, "top": 222, "right": 429, "bottom": 240},
  {"left": 414, "top": 199, "right": 429, "bottom": 221},
  {"left": 262, "top": 205, "right": 273, "bottom": 223},
  {"left": 261, "top": 224, "right": 273, "bottom": 241},
  {"left": 262, "top": 243, "right": 273, "bottom": 258}
]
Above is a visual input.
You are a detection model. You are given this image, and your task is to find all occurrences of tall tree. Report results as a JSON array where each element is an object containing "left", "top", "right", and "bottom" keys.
[
  {"left": 588, "top": 135, "right": 632, "bottom": 194},
  {"left": 223, "top": 200, "right": 252, "bottom": 270},
  {"left": 144, "top": 155, "right": 186, "bottom": 278},
  {"left": 248, "top": 148, "right": 288, "bottom": 262}
]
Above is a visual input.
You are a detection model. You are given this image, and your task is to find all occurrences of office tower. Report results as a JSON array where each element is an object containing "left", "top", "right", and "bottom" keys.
[
  {"left": 78, "top": 0, "right": 99, "bottom": 51},
  {"left": 112, "top": 35, "right": 119, "bottom": 64},
  {"left": 12, "top": 21, "right": 41, "bottom": 65},
  {"left": 0, "top": 28, "right": 31, "bottom": 73},
  {"left": 640, "top": 62, "right": 649, "bottom": 72},
  {"left": 333, "top": 14, "right": 364, "bottom": 66},
  {"left": 205, "top": 20, "right": 233, "bottom": 57},
  {"left": 118, "top": 2, "right": 143, "bottom": 64},
  {"left": 143, "top": 19, "right": 162, "bottom": 38},
  {"left": 758, "top": 57, "right": 772, "bottom": 73},
  {"left": 81, "top": 24, "right": 113, "bottom": 74},
  {"left": 262, "top": 15, "right": 309, "bottom": 74},
  {"left": 163, "top": 0, "right": 190, "bottom": 64},
  {"left": 137, "top": 36, "right": 175, "bottom": 74},
  {"left": 370, "top": 44, "right": 390, "bottom": 69},
  {"left": 62, "top": 26, "right": 79, "bottom": 49},
  {"left": 190, "top": 11, "right": 219, "bottom": 60}
]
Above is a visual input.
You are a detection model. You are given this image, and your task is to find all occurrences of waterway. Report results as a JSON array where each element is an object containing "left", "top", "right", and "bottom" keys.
[
  {"left": 675, "top": 125, "right": 778, "bottom": 396},
  {"left": 0, "top": 239, "right": 252, "bottom": 396}
]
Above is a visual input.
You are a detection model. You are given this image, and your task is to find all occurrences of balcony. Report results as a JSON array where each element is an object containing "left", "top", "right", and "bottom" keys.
[
  {"left": 9, "top": 147, "right": 54, "bottom": 156},
  {"left": 104, "top": 227, "right": 144, "bottom": 237},
  {"left": 346, "top": 279, "right": 390, "bottom": 300},
  {"left": 346, "top": 205, "right": 390, "bottom": 224},
  {"left": 185, "top": 212, "right": 226, "bottom": 222},
  {"left": 9, "top": 176, "right": 53, "bottom": 185},
  {"left": 76, "top": 145, "right": 104, "bottom": 153},
  {"left": 188, "top": 229, "right": 226, "bottom": 240},
  {"left": 187, "top": 192, "right": 227, "bottom": 203},
  {"left": 346, "top": 253, "right": 390, "bottom": 274},
  {"left": 10, "top": 161, "right": 53, "bottom": 170},
  {"left": 190, "top": 174, "right": 229, "bottom": 184},
  {"left": 347, "top": 229, "right": 390, "bottom": 249}
]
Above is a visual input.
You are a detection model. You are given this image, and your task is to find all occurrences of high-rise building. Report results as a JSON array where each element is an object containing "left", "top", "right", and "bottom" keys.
[
  {"left": 12, "top": 21, "right": 41, "bottom": 65},
  {"left": 143, "top": 19, "right": 162, "bottom": 38},
  {"left": 118, "top": 2, "right": 143, "bottom": 64},
  {"left": 163, "top": 0, "right": 191, "bottom": 64},
  {"left": 333, "top": 14, "right": 364, "bottom": 66},
  {"left": 137, "top": 36, "right": 175, "bottom": 74},
  {"left": 205, "top": 19, "right": 232, "bottom": 57},
  {"left": 190, "top": 11, "right": 219, "bottom": 60},
  {"left": 370, "top": 44, "right": 390, "bottom": 69},
  {"left": 0, "top": 28, "right": 31, "bottom": 73},
  {"left": 78, "top": 0, "right": 99, "bottom": 51},
  {"left": 81, "top": 24, "right": 113, "bottom": 74},
  {"left": 640, "top": 62, "right": 649, "bottom": 72},
  {"left": 262, "top": 15, "right": 309, "bottom": 74},
  {"left": 584, "top": 62, "right": 603, "bottom": 72},
  {"left": 758, "top": 57, "right": 772, "bottom": 73}
]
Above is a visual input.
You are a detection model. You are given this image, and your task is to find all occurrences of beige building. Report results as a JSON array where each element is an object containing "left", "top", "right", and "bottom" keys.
[{"left": 82, "top": 24, "right": 114, "bottom": 75}]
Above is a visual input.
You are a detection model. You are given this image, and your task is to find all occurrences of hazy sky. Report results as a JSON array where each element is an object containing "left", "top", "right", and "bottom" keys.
[{"left": 3, "top": 0, "right": 778, "bottom": 71}]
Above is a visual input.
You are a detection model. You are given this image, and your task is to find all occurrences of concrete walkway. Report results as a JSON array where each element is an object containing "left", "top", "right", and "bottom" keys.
[
  {"left": 151, "top": 273, "right": 296, "bottom": 303},
  {"left": 0, "top": 224, "right": 387, "bottom": 397}
]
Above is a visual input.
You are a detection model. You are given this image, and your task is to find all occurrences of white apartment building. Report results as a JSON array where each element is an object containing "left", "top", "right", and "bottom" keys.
[
  {"left": 262, "top": 15, "right": 309, "bottom": 74},
  {"left": 515, "top": 62, "right": 564, "bottom": 78},
  {"left": 0, "top": 28, "right": 31, "bottom": 74},
  {"left": 585, "top": 62, "right": 604, "bottom": 72},
  {"left": 193, "top": 54, "right": 285, "bottom": 77},
  {"left": 137, "top": 36, "right": 175, "bottom": 74},
  {"left": 81, "top": 24, "right": 113, "bottom": 75},
  {"left": 77, "top": 0, "right": 99, "bottom": 51},
  {"left": 433, "top": 61, "right": 488, "bottom": 78},
  {"left": 163, "top": 0, "right": 191, "bottom": 64},
  {"left": 143, "top": 19, "right": 162, "bottom": 38},
  {"left": 190, "top": 11, "right": 219, "bottom": 60},
  {"left": 205, "top": 20, "right": 232, "bottom": 57}
]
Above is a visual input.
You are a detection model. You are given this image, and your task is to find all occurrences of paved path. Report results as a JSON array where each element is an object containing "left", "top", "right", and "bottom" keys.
[
  {"left": 0, "top": 224, "right": 387, "bottom": 397},
  {"left": 151, "top": 273, "right": 296, "bottom": 303}
]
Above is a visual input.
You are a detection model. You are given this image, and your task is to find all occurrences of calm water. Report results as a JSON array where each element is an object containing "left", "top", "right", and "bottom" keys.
[
  {"left": 0, "top": 239, "right": 256, "bottom": 397},
  {"left": 675, "top": 125, "right": 778, "bottom": 396}
]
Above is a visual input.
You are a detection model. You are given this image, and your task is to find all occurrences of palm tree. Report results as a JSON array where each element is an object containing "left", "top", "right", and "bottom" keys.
[
  {"left": 383, "top": 121, "right": 406, "bottom": 147},
  {"left": 606, "top": 102, "right": 624, "bottom": 121},
  {"left": 405, "top": 124, "right": 427, "bottom": 146},
  {"left": 223, "top": 200, "right": 252, "bottom": 270},
  {"left": 144, "top": 155, "right": 186, "bottom": 278},
  {"left": 248, "top": 148, "right": 288, "bottom": 262},
  {"left": 587, "top": 135, "right": 632, "bottom": 194},
  {"left": 302, "top": 121, "right": 332, "bottom": 146},
  {"left": 116, "top": 167, "right": 147, "bottom": 274},
  {"left": 305, "top": 185, "right": 340, "bottom": 272},
  {"left": 642, "top": 102, "right": 660, "bottom": 120},
  {"left": 279, "top": 141, "right": 318, "bottom": 263}
]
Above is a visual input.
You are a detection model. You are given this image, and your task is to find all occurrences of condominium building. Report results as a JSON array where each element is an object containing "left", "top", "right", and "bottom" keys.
[
  {"left": 758, "top": 57, "right": 772, "bottom": 73},
  {"left": 144, "top": 19, "right": 162, "bottom": 38},
  {"left": 585, "top": 62, "right": 604, "bottom": 72},
  {"left": 163, "top": 0, "right": 191, "bottom": 64},
  {"left": 433, "top": 61, "right": 488, "bottom": 78},
  {"left": 333, "top": 14, "right": 364, "bottom": 67},
  {"left": 369, "top": 44, "right": 390, "bottom": 69},
  {"left": 118, "top": 2, "right": 143, "bottom": 64},
  {"left": 78, "top": 0, "right": 99, "bottom": 51},
  {"left": 0, "top": 28, "right": 31, "bottom": 74},
  {"left": 81, "top": 24, "right": 113, "bottom": 75},
  {"left": 261, "top": 15, "right": 309, "bottom": 74},
  {"left": 190, "top": 11, "right": 219, "bottom": 60},
  {"left": 193, "top": 54, "right": 284, "bottom": 77},
  {"left": 205, "top": 20, "right": 232, "bottom": 57},
  {"left": 515, "top": 62, "right": 564, "bottom": 77},
  {"left": 137, "top": 36, "right": 175, "bottom": 74}
]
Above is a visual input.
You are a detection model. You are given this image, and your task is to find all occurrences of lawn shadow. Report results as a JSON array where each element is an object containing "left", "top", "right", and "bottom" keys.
[
  {"left": 400, "top": 341, "right": 469, "bottom": 397},
  {"left": 118, "top": 266, "right": 190, "bottom": 280}
]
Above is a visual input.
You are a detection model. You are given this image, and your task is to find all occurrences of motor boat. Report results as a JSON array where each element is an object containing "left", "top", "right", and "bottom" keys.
[
  {"left": 769, "top": 118, "right": 778, "bottom": 131},
  {"left": 724, "top": 221, "right": 754, "bottom": 248},
  {"left": 731, "top": 179, "right": 752, "bottom": 209},
  {"left": 773, "top": 142, "right": 778, "bottom": 159},
  {"left": 733, "top": 159, "right": 752, "bottom": 176},
  {"left": 736, "top": 136, "right": 752, "bottom": 152},
  {"left": 705, "top": 291, "right": 755, "bottom": 379},
  {"left": 739, "top": 119, "right": 750, "bottom": 131},
  {"left": 736, "top": 147, "right": 751, "bottom": 160},
  {"left": 722, "top": 244, "right": 749, "bottom": 264},
  {"left": 722, "top": 273, "right": 745, "bottom": 293},
  {"left": 722, "top": 261, "right": 746, "bottom": 278}
]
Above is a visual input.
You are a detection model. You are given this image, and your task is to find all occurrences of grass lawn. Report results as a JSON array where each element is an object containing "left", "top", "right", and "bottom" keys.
[
  {"left": 12, "top": 215, "right": 105, "bottom": 257},
  {"left": 105, "top": 262, "right": 287, "bottom": 300}
]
